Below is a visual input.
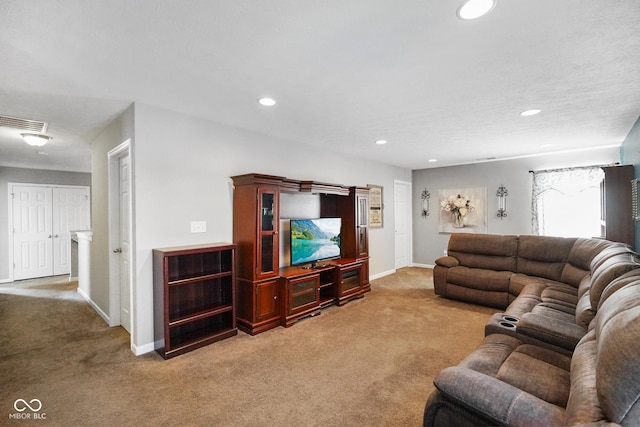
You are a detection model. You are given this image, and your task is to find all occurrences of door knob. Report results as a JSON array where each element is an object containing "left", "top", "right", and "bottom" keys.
[{"left": 113, "top": 248, "right": 122, "bottom": 253}]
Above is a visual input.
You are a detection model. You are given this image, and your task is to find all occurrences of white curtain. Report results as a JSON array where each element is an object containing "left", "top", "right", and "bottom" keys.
[{"left": 531, "top": 166, "right": 604, "bottom": 237}]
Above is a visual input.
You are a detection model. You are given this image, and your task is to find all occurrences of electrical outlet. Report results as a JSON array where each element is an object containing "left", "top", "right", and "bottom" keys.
[{"left": 190, "top": 221, "right": 207, "bottom": 233}]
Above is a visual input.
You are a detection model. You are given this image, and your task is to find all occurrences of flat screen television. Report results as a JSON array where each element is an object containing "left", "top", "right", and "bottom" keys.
[{"left": 290, "top": 218, "right": 341, "bottom": 267}]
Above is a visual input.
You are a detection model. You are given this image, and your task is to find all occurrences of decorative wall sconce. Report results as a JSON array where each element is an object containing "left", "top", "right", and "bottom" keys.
[
  {"left": 497, "top": 184, "right": 508, "bottom": 218},
  {"left": 421, "top": 189, "right": 431, "bottom": 217}
]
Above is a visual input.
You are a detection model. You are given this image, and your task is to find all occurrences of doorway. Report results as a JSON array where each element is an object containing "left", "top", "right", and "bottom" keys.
[
  {"left": 108, "top": 140, "right": 133, "bottom": 335},
  {"left": 394, "top": 180, "right": 412, "bottom": 269},
  {"left": 10, "top": 184, "right": 90, "bottom": 281}
]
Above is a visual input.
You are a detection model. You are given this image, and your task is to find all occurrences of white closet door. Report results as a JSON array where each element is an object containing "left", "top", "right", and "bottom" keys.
[
  {"left": 13, "top": 186, "right": 54, "bottom": 280},
  {"left": 118, "top": 154, "right": 131, "bottom": 333},
  {"left": 52, "top": 187, "right": 91, "bottom": 275}
]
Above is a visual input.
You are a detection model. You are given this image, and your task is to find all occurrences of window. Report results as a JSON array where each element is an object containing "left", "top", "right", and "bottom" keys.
[{"left": 531, "top": 166, "right": 604, "bottom": 238}]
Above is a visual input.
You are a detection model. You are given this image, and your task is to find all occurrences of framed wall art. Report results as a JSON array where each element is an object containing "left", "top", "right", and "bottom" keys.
[
  {"left": 368, "top": 185, "right": 383, "bottom": 228},
  {"left": 438, "top": 187, "right": 487, "bottom": 234}
]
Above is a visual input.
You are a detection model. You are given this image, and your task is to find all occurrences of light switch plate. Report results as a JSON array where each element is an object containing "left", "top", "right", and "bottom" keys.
[{"left": 190, "top": 221, "right": 207, "bottom": 233}]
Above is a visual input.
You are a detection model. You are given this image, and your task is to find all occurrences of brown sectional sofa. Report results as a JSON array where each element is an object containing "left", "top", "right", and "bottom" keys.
[{"left": 424, "top": 233, "right": 640, "bottom": 426}]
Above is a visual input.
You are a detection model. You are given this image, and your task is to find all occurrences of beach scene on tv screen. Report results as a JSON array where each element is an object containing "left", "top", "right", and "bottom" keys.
[{"left": 291, "top": 219, "right": 341, "bottom": 265}]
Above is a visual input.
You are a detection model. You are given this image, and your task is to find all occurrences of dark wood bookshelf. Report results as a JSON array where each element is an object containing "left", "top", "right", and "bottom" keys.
[{"left": 153, "top": 242, "right": 237, "bottom": 359}]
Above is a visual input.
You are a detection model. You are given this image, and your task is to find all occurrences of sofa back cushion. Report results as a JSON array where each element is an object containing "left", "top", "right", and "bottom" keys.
[
  {"left": 561, "top": 238, "right": 613, "bottom": 287},
  {"left": 594, "top": 281, "right": 640, "bottom": 425},
  {"left": 516, "top": 236, "right": 577, "bottom": 282},
  {"left": 589, "top": 253, "right": 640, "bottom": 310},
  {"left": 590, "top": 243, "right": 633, "bottom": 273},
  {"left": 447, "top": 233, "right": 518, "bottom": 271}
]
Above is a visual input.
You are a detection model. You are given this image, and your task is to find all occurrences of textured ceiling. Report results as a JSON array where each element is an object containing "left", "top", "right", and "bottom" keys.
[{"left": 1, "top": 0, "right": 639, "bottom": 173}]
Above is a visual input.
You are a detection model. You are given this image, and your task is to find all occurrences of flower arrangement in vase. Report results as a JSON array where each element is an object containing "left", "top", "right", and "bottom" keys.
[{"left": 440, "top": 194, "right": 474, "bottom": 228}]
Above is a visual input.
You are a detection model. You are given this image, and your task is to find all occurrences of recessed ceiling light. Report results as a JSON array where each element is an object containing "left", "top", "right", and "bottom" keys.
[
  {"left": 520, "top": 109, "right": 541, "bottom": 117},
  {"left": 375, "top": 140, "right": 388, "bottom": 145},
  {"left": 457, "top": 0, "right": 496, "bottom": 20},
  {"left": 258, "top": 97, "right": 276, "bottom": 106},
  {"left": 428, "top": 159, "right": 438, "bottom": 163}
]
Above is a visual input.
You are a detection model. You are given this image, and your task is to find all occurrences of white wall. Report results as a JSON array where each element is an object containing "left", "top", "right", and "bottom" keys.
[
  {"left": 0, "top": 167, "right": 91, "bottom": 281},
  {"left": 412, "top": 146, "right": 620, "bottom": 266},
  {"left": 131, "top": 103, "right": 411, "bottom": 353}
]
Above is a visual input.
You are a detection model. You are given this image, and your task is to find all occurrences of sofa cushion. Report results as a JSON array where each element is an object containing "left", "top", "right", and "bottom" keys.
[
  {"left": 433, "top": 366, "right": 565, "bottom": 426},
  {"left": 597, "top": 269, "right": 640, "bottom": 311},
  {"left": 496, "top": 344, "right": 571, "bottom": 407},
  {"left": 516, "top": 235, "right": 576, "bottom": 282},
  {"left": 517, "top": 312, "right": 586, "bottom": 351},
  {"left": 433, "top": 334, "right": 569, "bottom": 426},
  {"left": 590, "top": 243, "right": 634, "bottom": 273},
  {"left": 560, "top": 238, "right": 613, "bottom": 287},
  {"left": 446, "top": 266, "right": 512, "bottom": 292},
  {"left": 566, "top": 238, "right": 614, "bottom": 271},
  {"left": 593, "top": 282, "right": 640, "bottom": 425},
  {"left": 589, "top": 253, "right": 640, "bottom": 309},
  {"left": 447, "top": 233, "right": 518, "bottom": 271}
]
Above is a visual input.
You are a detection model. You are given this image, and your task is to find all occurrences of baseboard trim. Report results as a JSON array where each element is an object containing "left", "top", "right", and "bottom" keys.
[
  {"left": 132, "top": 341, "right": 156, "bottom": 356},
  {"left": 412, "top": 263, "right": 434, "bottom": 269},
  {"left": 370, "top": 269, "right": 396, "bottom": 281},
  {"left": 76, "top": 288, "right": 110, "bottom": 325}
]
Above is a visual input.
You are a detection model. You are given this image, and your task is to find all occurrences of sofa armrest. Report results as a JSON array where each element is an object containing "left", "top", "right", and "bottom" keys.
[
  {"left": 435, "top": 256, "right": 459, "bottom": 268},
  {"left": 517, "top": 313, "right": 586, "bottom": 351},
  {"left": 434, "top": 366, "right": 565, "bottom": 426}
]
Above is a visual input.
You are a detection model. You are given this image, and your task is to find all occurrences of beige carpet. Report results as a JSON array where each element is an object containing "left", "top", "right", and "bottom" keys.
[{"left": 0, "top": 268, "right": 495, "bottom": 426}]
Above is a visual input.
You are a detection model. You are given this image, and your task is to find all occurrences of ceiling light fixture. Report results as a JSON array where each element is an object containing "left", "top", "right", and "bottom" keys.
[
  {"left": 375, "top": 140, "right": 388, "bottom": 145},
  {"left": 457, "top": 0, "right": 496, "bottom": 20},
  {"left": 520, "top": 109, "right": 541, "bottom": 117},
  {"left": 428, "top": 159, "right": 438, "bottom": 163},
  {"left": 258, "top": 97, "right": 276, "bottom": 106},
  {"left": 21, "top": 133, "right": 52, "bottom": 147}
]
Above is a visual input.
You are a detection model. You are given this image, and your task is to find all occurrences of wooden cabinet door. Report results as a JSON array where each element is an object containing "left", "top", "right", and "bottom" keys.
[
  {"left": 339, "top": 264, "right": 362, "bottom": 297},
  {"left": 356, "top": 193, "right": 368, "bottom": 258},
  {"left": 256, "top": 279, "right": 280, "bottom": 322},
  {"left": 287, "top": 275, "right": 319, "bottom": 316},
  {"left": 256, "top": 188, "right": 279, "bottom": 279}
]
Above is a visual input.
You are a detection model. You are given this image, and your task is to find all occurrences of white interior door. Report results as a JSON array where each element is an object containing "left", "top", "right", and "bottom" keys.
[
  {"left": 394, "top": 180, "right": 412, "bottom": 269},
  {"left": 12, "top": 186, "right": 53, "bottom": 280},
  {"left": 52, "top": 187, "right": 91, "bottom": 275},
  {"left": 118, "top": 154, "right": 132, "bottom": 333}
]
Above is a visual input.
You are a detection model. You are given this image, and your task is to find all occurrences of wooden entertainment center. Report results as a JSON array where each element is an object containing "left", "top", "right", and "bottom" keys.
[{"left": 232, "top": 173, "right": 370, "bottom": 335}]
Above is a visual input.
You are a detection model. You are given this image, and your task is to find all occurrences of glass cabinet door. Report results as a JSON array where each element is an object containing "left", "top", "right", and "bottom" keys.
[
  {"left": 357, "top": 195, "right": 368, "bottom": 257},
  {"left": 257, "top": 188, "right": 278, "bottom": 278}
]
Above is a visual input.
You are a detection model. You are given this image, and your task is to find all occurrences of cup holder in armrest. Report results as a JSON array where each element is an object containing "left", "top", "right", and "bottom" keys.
[
  {"left": 485, "top": 313, "right": 520, "bottom": 337},
  {"left": 499, "top": 314, "right": 519, "bottom": 329},
  {"left": 501, "top": 315, "right": 520, "bottom": 324},
  {"left": 499, "top": 321, "right": 517, "bottom": 329}
]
